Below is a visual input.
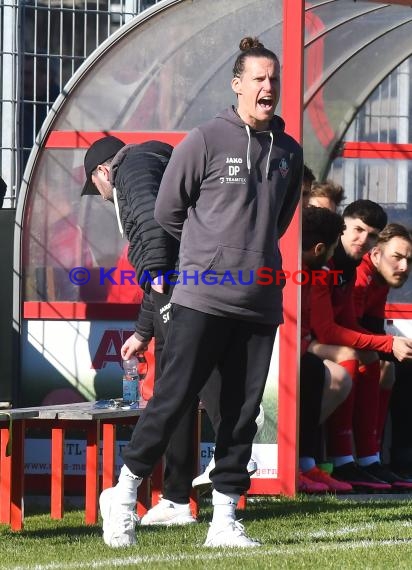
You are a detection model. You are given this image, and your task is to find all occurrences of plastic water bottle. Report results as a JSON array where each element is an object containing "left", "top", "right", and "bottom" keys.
[{"left": 122, "top": 356, "right": 139, "bottom": 404}]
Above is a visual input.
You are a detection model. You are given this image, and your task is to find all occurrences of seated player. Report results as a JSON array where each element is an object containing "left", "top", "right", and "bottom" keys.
[
  {"left": 308, "top": 180, "right": 345, "bottom": 213},
  {"left": 309, "top": 200, "right": 412, "bottom": 490},
  {"left": 299, "top": 206, "right": 352, "bottom": 493},
  {"left": 353, "top": 223, "right": 412, "bottom": 487}
]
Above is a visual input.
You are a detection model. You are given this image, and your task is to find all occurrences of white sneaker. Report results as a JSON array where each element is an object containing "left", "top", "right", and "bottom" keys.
[
  {"left": 204, "top": 520, "right": 261, "bottom": 548},
  {"left": 140, "top": 498, "right": 197, "bottom": 526},
  {"left": 247, "top": 458, "right": 258, "bottom": 477},
  {"left": 192, "top": 458, "right": 258, "bottom": 492},
  {"left": 99, "top": 487, "right": 138, "bottom": 548},
  {"left": 255, "top": 405, "right": 265, "bottom": 436}
]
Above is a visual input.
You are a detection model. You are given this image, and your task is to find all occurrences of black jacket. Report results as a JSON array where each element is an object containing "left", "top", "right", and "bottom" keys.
[
  {"left": 109, "top": 141, "right": 179, "bottom": 342},
  {"left": 110, "top": 141, "right": 179, "bottom": 292}
]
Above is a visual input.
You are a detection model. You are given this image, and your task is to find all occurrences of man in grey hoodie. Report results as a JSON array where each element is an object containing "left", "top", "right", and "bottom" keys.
[{"left": 99, "top": 36, "right": 303, "bottom": 549}]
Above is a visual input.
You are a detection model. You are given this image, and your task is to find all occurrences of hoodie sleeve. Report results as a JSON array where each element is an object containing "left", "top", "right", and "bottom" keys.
[
  {"left": 277, "top": 146, "right": 303, "bottom": 238},
  {"left": 154, "top": 128, "right": 207, "bottom": 241}
]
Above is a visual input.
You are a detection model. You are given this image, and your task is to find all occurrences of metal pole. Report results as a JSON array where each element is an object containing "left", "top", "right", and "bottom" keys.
[
  {"left": 278, "top": 0, "right": 305, "bottom": 497},
  {"left": 1, "top": 0, "right": 18, "bottom": 208}
]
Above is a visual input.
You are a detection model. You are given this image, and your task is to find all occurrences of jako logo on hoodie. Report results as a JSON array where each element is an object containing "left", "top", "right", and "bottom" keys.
[{"left": 222, "top": 156, "right": 246, "bottom": 184}]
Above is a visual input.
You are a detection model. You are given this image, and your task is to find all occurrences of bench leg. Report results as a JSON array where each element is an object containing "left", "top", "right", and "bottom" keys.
[
  {"left": 237, "top": 495, "right": 247, "bottom": 510},
  {"left": 0, "top": 427, "right": 11, "bottom": 524},
  {"left": 85, "top": 421, "right": 100, "bottom": 524},
  {"left": 102, "top": 422, "right": 116, "bottom": 490},
  {"left": 150, "top": 459, "right": 163, "bottom": 507},
  {"left": 137, "top": 478, "right": 151, "bottom": 518},
  {"left": 51, "top": 426, "right": 65, "bottom": 519}
]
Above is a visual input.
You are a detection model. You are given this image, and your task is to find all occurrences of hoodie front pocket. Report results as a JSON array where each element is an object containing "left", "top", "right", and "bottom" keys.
[
  {"left": 210, "top": 245, "right": 277, "bottom": 278},
  {"left": 199, "top": 245, "right": 281, "bottom": 312}
]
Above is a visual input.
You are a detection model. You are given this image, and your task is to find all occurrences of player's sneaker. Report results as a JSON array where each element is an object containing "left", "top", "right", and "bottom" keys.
[
  {"left": 204, "top": 520, "right": 261, "bottom": 548},
  {"left": 298, "top": 470, "right": 329, "bottom": 493},
  {"left": 305, "top": 466, "right": 353, "bottom": 492},
  {"left": 332, "top": 462, "right": 391, "bottom": 491},
  {"left": 362, "top": 462, "right": 412, "bottom": 490},
  {"left": 99, "top": 487, "right": 138, "bottom": 548},
  {"left": 140, "top": 498, "right": 197, "bottom": 526},
  {"left": 192, "top": 458, "right": 258, "bottom": 492}
]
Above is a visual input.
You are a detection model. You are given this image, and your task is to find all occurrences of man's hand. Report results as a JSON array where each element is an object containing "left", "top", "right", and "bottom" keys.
[
  {"left": 121, "top": 334, "right": 150, "bottom": 360},
  {"left": 392, "top": 336, "right": 412, "bottom": 362},
  {"left": 151, "top": 274, "right": 164, "bottom": 294}
]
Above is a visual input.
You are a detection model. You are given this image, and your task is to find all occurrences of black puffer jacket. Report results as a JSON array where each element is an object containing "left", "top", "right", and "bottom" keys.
[{"left": 110, "top": 141, "right": 179, "bottom": 292}]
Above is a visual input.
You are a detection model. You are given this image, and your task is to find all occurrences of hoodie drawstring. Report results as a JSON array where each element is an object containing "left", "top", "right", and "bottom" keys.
[
  {"left": 266, "top": 131, "right": 274, "bottom": 180},
  {"left": 113, "top": 187, "right": 124, "bottom": 238},
  {"left": 245, "top": 126, "right": 274, "bottom": 180},
  {"left": 245, "top": 124, "right": 252, "bottom": 174}
]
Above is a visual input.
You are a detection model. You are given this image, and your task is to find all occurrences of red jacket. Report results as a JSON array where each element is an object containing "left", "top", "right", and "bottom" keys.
[
  {"left": 354, "top": 253, "right": 389, "bottom": 320},
  {"left": 310, "top": 254, "right": 393, "bottom": 353}
]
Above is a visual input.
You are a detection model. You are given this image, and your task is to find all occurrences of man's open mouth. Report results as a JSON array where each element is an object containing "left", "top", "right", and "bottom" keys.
[{"left": 258, "top": 97, "right": 273, "bottom": 109}]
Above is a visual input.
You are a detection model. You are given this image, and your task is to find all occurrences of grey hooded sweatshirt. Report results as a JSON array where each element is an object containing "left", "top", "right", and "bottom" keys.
[{"left": 154, "top": 106, "right": 303, "bottom": 325}]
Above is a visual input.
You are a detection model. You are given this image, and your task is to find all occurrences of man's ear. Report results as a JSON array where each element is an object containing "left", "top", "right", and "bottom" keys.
[
  {"left": 97, "top": 164, "right": 110, "bottom": 181},
  {"left": 313, "top": 242, "right": 326, "bottom": 258},
  {"left": 231, "top": 76, "right": 241, "bottom": 96},
  {"left": 370, "top": 246, "right": 381, "bottom": 266}
]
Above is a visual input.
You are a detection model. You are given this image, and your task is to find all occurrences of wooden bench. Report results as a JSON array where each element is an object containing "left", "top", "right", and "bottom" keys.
[{"left": 0, "top": 401, "right": 201, "bottom": 530}]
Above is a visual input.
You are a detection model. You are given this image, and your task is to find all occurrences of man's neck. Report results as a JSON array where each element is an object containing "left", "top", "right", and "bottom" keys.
[{"left": 235, "top": 107, "right": 271, "bottom": 132}]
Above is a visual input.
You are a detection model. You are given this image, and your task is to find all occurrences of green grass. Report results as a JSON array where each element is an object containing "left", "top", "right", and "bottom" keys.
[{"left": 2, "top": 495, "right": 412, "bottom": 569}]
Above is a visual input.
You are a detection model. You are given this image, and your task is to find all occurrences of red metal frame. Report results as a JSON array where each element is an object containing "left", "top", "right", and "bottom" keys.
[
  {"left": 276, "top": 0, "right": 304, "bottom": 497},
  {"left": 385, "top": 304, "right": 412, "bottom": 318},
  {"left": 0, "top": 428, "right": 11, "bottom": 524},
  {"left": 23, "top": 301, "right": 138, "bottom": 320},
  {"left": 341, "top": 141, "right": 412, "bottom": 159},
  {"left": 45, "top": 131, "right": 186, "bottom": 149}
]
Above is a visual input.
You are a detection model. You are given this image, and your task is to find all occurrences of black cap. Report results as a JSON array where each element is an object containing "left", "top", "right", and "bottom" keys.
[{"left": 81, "top": 136, "right": 125, "bottom": 196}]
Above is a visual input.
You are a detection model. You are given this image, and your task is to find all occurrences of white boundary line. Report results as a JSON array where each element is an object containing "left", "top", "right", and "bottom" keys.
[{"left": 6, "top": 538, "right": 412, "bottom": 570}]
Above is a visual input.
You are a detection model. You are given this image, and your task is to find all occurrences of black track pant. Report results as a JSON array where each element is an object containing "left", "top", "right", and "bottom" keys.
[
  {"left": 151, "top": 290, "right": 221, "bottom": 503},
  {"left": 390, "top": 360, "right": 412, "bottom": 467},
  {"left": 299, "top": 352, "right": 325, "bottom": 458},
  {"left": 123, "top": 304, "right": 276, "bottom": 496}
]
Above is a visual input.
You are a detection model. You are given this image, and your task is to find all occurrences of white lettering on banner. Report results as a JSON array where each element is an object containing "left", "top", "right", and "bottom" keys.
[
  {"left": 92, "top": 328, "right": 134, "bottom": 370},
  {"left": 24, "top": 440, "right": 277, "bottom": 478},
  {"left": 196, "top": 444, "right": 277, "bottom": 477},
  {"left": 24, "top": 439, "right": 125, "bottom": 475}
]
